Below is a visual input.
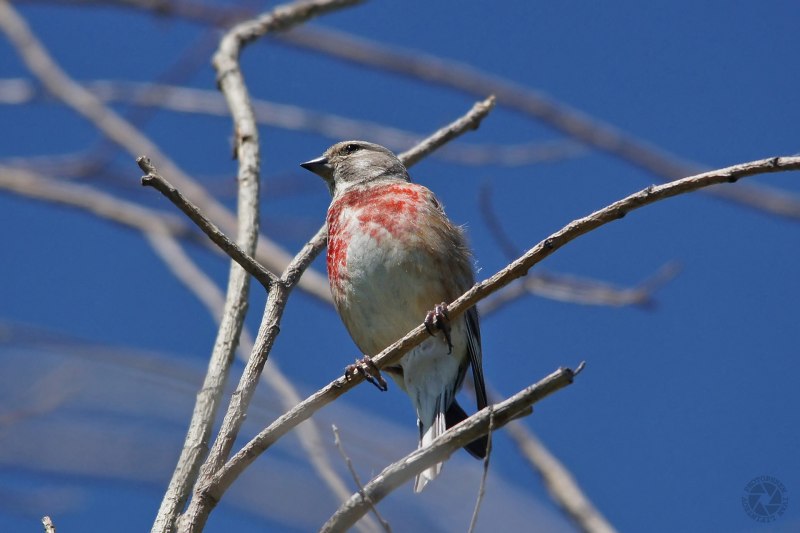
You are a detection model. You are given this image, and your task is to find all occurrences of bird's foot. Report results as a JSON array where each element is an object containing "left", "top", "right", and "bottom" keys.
[
  {"left": 425, "top": 302, "right": 453, "bottom": 354},
  {"left": 345, "top": 355, "right": 388, "bottom": 392}
]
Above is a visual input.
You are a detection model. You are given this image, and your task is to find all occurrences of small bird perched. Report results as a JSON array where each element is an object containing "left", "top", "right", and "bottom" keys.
[{"left": 301, "top": 141, "right": 488, "bottom": 492}]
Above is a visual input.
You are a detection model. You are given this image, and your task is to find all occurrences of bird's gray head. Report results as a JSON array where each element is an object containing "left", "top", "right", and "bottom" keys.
[{"left": 300, "top": 141, "right": 410, "bottom": 197}]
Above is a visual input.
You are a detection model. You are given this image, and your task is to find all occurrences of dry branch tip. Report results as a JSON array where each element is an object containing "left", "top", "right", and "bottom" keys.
[{"left": 136, "top": 157, "right": 278, "bottom": 290}]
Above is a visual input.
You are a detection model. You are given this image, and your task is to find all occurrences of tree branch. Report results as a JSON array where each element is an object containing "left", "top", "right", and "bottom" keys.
[
  {"left": 278, "top": 26, "right": 800, "bottom": 221},
  {"left": 467, "top": 407, "right": 493, "bottom": 533},
  {"left": 398, "top": 95, "right": 495, "bottom": 167},
  {"left": 0, "top": 0, "right": 333, "bottom": 304},
  {"left": 196, "top": 0, "right": 364, "bottom": 480},
  {"left": 190, "top": 155, "right": 800, "bottom": 520},
  {"left": 0, "top": 161, "right": 376, "bottom": 533},
  {"left": 0, "top": 164, "right": 190, "bottom": 236},
  {"left": 0, "top": 78, "right": 581, "bottom": 167},
  {"left": 478, "top": 184, "right": 680, "bottom": 309},
  {"left": 332, "top": 425, "right": 392, "bottom": 533},
  {"left": 139, "top": 157, "right": 279, "bottom": 290},
  {"left": 16, "top": 0, "right": 799, "bottom": 219},
  {"left": 154, "top": 1, "right": 365, "bottom": 530},
  {"left": 163, "top": 2, "right": 361, "bottom": 532},
  {"left": 504, "top": 420, "right": 617, "bottom": 533},
  {"left": 177, "top": 93, "right": 499, "bottom": 531},
  {"left": 321, "top": 364, "right": 584, "bottom": 532}
]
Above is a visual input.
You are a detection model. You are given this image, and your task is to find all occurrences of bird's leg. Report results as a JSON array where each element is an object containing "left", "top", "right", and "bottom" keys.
[
  {"left": 345, "top": 355, "right": 388, "bottom": 392},
  {"left": 425, "top": 302, "right": 453, "bottom": 354}
]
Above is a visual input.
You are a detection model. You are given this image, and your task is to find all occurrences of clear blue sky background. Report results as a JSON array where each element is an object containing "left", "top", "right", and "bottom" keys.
[{"left": 1, "top": 1, "right": 799, "bottom": 532}]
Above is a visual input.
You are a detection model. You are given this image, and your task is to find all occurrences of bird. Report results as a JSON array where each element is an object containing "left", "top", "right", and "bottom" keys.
[{"left": 301, "top": 140, "right": 488, "bottom": 492}]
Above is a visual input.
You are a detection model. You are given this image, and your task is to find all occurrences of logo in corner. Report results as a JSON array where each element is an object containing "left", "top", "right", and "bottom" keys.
[{"left": 742, "top": 475, "right": 788, "bottom": 522}]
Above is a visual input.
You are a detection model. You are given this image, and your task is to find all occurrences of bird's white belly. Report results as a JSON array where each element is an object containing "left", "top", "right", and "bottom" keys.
[{"left": 338, "top": 227, "right": 436, "bottom": 354}]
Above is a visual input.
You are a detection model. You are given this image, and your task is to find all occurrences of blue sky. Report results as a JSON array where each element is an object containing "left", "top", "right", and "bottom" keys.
[{"left": 1, "top": 1, "right": 799, "bottom": 532}]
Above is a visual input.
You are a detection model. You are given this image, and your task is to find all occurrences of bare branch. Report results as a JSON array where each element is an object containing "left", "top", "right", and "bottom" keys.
[
  {"left": 0, "top": 162, "right": 371, "bottom": 533},
  {"left": 279, "top": 26, "right": 800, "bottom": 220},
  {"left": 0, "top": 164, "right": 190, "bottom": 236},
  {"left": 467, "top": 408, "right": 494, "bottom": 533},
  {"left": 321, "top": 364, "right": 584, "bottom": 532},
  {"left": 505, "top": 420, "right": 617, "bottom": 533},
  {"left": 149, "top": 225, "right": 377, "bottom": 533},
  {"left": 479, "top": 262, "right": 682, "bottom": 315},
  {"left": 171, "top": 3, "right": 363, "bottom": 532},
  {"left": 136, "top": 173, "right": 373, "bottom": 530},
  {"left": 139, "top": 157, "right": 279, "bottom": 290},
  {"left": 0, "top": 0, "right": 332, "bottom": 303},
  {"left": 0, "top": 14, "right": 315, "bottom": 526},
  {"left": 194, "top": 155, "right": 800, "bottom": 515},
  {"left": 197, "top": 0, "right": 363, "bottom": 477},
  {"left": 1, "top": 79, "right": 576, "bottom": 167},
  {"left": 145, "top": 233, "right": 227, "bottom": 319},
  {"left": 14, "top": 1, "right": 797, "bottom": 219},
  {"left": 332, "top": 425, "right": 392, "bottom": 533},
  {"left": 280, "top": 224, "right": 328, "bottom": 287},
  {"left": 398, "top": 95, "right": 495, "bottom": 167},
  {"left": 179, "top": 95, "right": 501, "bottom": 531},
  {"left": 17, "top": 0, "right": 250, "bottom": 25},
  {"left": 0, "top": 89, "right": 499, "bottom": 532},
  {"left": 478, "top": 184, "right": 680, "bottom": 309}
]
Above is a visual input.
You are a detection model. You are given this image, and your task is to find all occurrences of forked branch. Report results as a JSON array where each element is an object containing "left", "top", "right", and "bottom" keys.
[
  {"left": 321, "top": 363, "right": 585, "bottom": 532},
  {"left": 186, "top": 155, "right": 800, "bottom": 527}
]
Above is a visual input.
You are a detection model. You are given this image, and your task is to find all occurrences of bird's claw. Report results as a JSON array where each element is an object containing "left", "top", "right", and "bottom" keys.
[
  {"left": 425, "top": 302, "right": 453, "bottom": 354},
  {"left": 345, "top": 355, "right": 388, "bottom": 392}
]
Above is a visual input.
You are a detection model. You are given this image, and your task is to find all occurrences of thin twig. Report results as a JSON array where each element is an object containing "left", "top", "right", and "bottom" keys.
[
  {"left": 505, "top": 420, "right": 617, "bottom": 533},
  {"left": 17, "top": 0, "right": 250, "bottom": 25},
  {"left": 321, "top": 364, "right": 584, "bottom": 532},
  {"left": 467, "top": 406, "right": 494, "bottom": 533},
  {"left": 150, "top": 223, "right": 378, "bottom": 533},
  {"left": 145, "top": 233, "right": 227, "bottom": 319},
  {"left": 0, "top": 78, "right": 579, "bottom": 167},
  {"left": 0, "top": 164, "right": 192, "bottom": 237},
  {"left": 332, "top": 425, "right": 392, "bottom": 533},
  {"left": 478, "top": 262, "right": 682, "bottom": 314},
  {"left": 0, "top": 160, "right": 371, "bottom": 532},
  {"left": 179, "top": 94, "right": 500, "bottom": 531},
  {"left": 0, "top": 0, "right": 332, "bottom": 303},
  {"left": 173, "top": 2, "right": 363, "bottom": 532},
  {"left": 196, "top": 0, "right": 364, "bottom": 480},
  {"left": 398, "top": 95, "right": 495, "bottom": 167},
  {"left": 278, "top": 26, "right": 800, "bottom": 221},
  {"left": 0, "top": 6, "right": 328, "bottom": 527},
  {"left": 478, "top": 184, "right": 680, "bottom": 308},
  {"left": 194, "top": 155, "right": 800, "bottom": 516},
  {"left": 139, "top": 157, "right": 279, "bottom": 290}
]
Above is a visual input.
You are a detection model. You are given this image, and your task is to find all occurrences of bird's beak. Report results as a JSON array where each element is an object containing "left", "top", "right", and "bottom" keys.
[{"left": 300, "top": 155, "right": 332, "bottom": 179}]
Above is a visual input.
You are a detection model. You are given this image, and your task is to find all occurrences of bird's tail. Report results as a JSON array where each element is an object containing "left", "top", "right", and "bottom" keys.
[
  {"left": 413, "top": 397, "right": 488, "bottom": 492},
  {"left": 413, "top": 395, "right": 447, "bottom": 493},
  {"left": 445, "top": 400, "right": 488, "bottom": 459}
]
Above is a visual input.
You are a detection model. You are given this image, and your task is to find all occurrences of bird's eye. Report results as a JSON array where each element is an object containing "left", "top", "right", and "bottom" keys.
[{"left": 343, "top": 143, "right": 361, "bottom": 155}]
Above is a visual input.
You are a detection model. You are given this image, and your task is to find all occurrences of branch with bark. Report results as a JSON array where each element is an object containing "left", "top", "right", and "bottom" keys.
[
  {"left": 140, "top": 92, "right": 498, "bottom": 531},
  {"left": 0, "top": 78, "right": 582, "bottom": 167},
  {"left": 3, "top": 2, "right": 799, "bottom": 532},
  {"left": 278, "top": 26, "right": 800, "bottom": 220},
  {"left": 165, "top": 148, "right": 798, "bottom": 530},
  {"left": 321, "top": 364, "right": 584, "bottom": 532}
]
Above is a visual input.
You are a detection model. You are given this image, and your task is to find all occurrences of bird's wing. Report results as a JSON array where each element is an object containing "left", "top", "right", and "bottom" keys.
[{"left": 465, "top": 306, "right": 488, "bottom": 410}]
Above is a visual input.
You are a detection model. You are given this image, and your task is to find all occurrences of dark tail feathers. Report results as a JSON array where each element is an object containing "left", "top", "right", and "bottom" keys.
[{"left": 445, "top": 400, "right": 488, "bottom": 459}]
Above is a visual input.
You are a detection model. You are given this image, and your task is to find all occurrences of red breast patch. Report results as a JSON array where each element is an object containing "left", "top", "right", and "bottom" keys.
[{"left": 326, "top": 183, "right": 425, "bottom": 284}]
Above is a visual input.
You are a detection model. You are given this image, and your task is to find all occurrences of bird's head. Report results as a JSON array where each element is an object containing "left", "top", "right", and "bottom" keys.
[{"left": 301, "top": 141, "right": 410, "bottom": 197}]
